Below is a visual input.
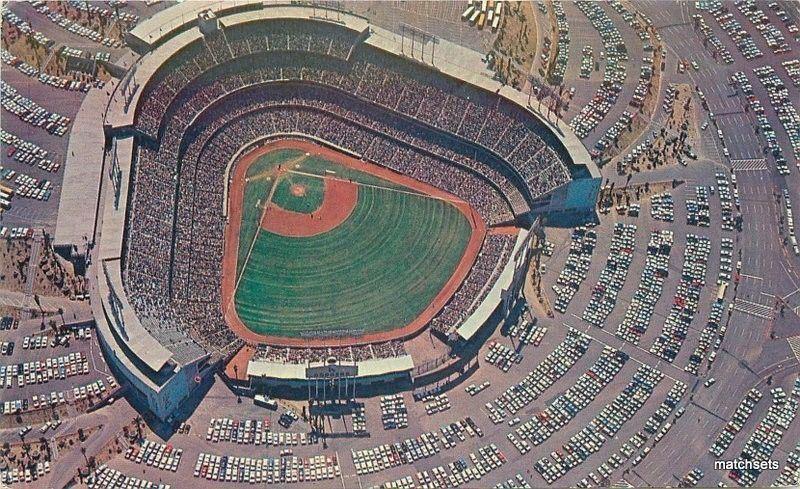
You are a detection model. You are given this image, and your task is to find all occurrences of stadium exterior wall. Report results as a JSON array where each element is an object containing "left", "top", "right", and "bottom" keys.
[{"left": 93, "top": 3, "right": 597, "bottom": 411}]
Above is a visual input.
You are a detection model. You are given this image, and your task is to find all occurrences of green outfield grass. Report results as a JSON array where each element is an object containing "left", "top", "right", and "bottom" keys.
[{"left": 233, "top": 149, "right": 472, "bottom": 338}]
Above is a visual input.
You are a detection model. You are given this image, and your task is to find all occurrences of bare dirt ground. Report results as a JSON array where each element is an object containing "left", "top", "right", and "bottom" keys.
[
  {"left": 0, "top": 239, "right": 82, "bottom": 297},
  {"left": 489, "top": 1, "right": 538, "bottom": 89}
]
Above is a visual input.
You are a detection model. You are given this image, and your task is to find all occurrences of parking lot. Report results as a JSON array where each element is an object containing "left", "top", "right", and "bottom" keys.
[{"left": 2, "top": 1, "right": 800, "bottom": 488}]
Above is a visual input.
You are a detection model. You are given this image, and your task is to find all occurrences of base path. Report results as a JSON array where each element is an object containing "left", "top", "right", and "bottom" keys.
[
  {"left": 221, "top": 138, "right": 488, "bottom": 348},
  {"left": 260, "top": 176, "right": 358, "bottom": 237}
]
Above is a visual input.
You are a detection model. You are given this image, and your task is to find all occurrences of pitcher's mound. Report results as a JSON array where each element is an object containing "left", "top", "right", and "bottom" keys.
[{"left": 290, "top": 184, "right": 307, "bottom": 197}]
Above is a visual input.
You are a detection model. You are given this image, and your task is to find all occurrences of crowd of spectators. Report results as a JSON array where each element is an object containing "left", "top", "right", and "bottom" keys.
[
  {"left": 124, "top": 20, "right": 569, "bottom": 358},
  {"left": 253, "top": 341, "right": 408, "bottom": 365},
  {"left": 429, "top": 234, "right": 515, "bottom": 336}
]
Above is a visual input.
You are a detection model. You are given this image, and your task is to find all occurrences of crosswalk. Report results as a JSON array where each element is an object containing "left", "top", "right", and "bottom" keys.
[
  {"left": 788, "top": 336, "right": 800, "bottom": 363},
  {"left": 732, "top": 298, "right": 774, "bottom": 320},
  {"left": 731, "top": 158, "right": 768, "bottom": 171}
]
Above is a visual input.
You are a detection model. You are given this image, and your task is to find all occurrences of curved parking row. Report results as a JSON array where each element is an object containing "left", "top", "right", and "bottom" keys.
[
  {"left": 727, "top": 388, "right": 798, "bottom": 486},
  {"left": 488, "top": 328, "right": 591, "bottom": 421},
  {"left": 706, "top": 1, "right": 763, "bottom": 60},
  {"left": 582, "top": 223, "right": 637, "bottom": 328},
  {"left": 351, "top": 418, "right": 482, "bottom": 476},
  {"left": 570, "top": 1, "right": 629, "bottom": 139},
  {"left": 615, "top": 230, "right": 673, "bottom": 344},
  {"left": 386, "top": 444, "right": 507, "bottom": 489},
  {"left": 708, "top": 388, "right": 763, "bottom": 457},
  {"left": 753, "top": 65, "right": 800, "bottom": 163},
  {"left": 773, "top": 441, "right": 800, "bottom": 487},
  {"left": 649, "top": 234, "right": 711, "bottom": 362},
  {"left": 0, "top": 81, "right": 71, "bottom": 136},
  {"left": 513, "top": 347, "right": 628, "bottom": 447},
  {"left": 534, "top": 364, "right": 664, "bottom": 483},
  {"left": 578, "top": 379, "right": 688, "bottom": 486},
  {"left": 553, "top": 227, "right": 597, "bottom": 313}
]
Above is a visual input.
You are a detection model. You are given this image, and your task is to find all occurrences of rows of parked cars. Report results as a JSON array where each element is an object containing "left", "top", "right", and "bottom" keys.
[
  {"left": 465, "top": 381, "right": 490, "bottom": 397},
  {"left": 715, "top": 173, "right": 737, "bottom": 231},
  {"left": 423, "top": 393, "right": 451, "bottom": 416},
  {"left": 0, "top": 226, "right": 35, "bottom": 239},
  {"left": 553, "top": 227, "right": 596, "bottom": 313},
  {"left": 753, "top": 65, "right": 800, "bottom": 163},
  {"left": 783, "top": 189, "right": 800, "bottom": 256},
  {"left": 615, "top": 230, "right": 673, "bottom": 344},
  {"left": 691, "top": 11, "right": 734, "bottom": 64},
  {"left": 2, "top": 130, "right": 60, "bottom": 173},
  {"left": 413, "top": 444, "right": 506, "bottom": 488},
  {"left": 490, "top": 328, "right": 591, "bottom": 422},
  {"left": 0, "top": 81, "right": 71, "bottom": 136},
  {"left": 729, "top": 71, "right": 789, "bottom": 174},
  {"left": 585, "top": 380, "right": 686, "bottom": 486},
  {"left": 768, "top": 1, "right": 800, "bottom": 41},
  {"left": 514, "top": 347, "right": 628, "bottom": 447},
  {"left": 783, "top": 59, "right": 800, "bottom": 87},
  {"left": 352, "top": 419, "right": 481, "bottom": 476},
  {"left": 686, "top": 186, "right": 711, "bottom": 227},
  {"left": 86, "top": 466, "right": 167, "bottom": 489},
  {"left": 650, "top": 192, "right": 675, "bottom": 222},
  {"left": 0, "top": 8, "right": 54, "bottom": 49},
  {"left": 0, "top": 460, "right": 51, "bottom": 485},
  {"left": 773, "top": 440, "right": 800, "bottom": 488},
  {"left": 709, "top": 388, "right": 762, "bottom": 457},
  {"left": 62, "top": 0, "right": 140, "bottom": 28},
  {"left": 27, "top": 0, "right": 125, "bottom": 48},
  {"left": 582, "top": 223, "right": 637, "bottom": 327},
  {"left": 514, "top": 320, "right": 547, "bottom": 346},
  {"left": 547, "top": 2, "right": 570, "bottom": 85},
  {"left": 2, "top": 351, "right": 88, "bottom": 388},
  {"left": 649, "top": 234, "right": 711, "bottom": 362},
  {"left": 484, "top": 342, "right": 520, "bottom": 372},
  {"left": 685, "top": 299, "right": 725, "bottom": 376},
  {"left": 194, "top": 452, "right": 340, "bottom": 484},
  {"left": 534, "top": 364, "right": 664, "bottom": 483},
  {"left": 125, "top": 439, "right": 182, "bottom": 472},
  {"left": 206, "top": 417, "right": 317, "bottom": 446},
  {"left": 706, "top": 1, "right": 763, "bottom": 60},
  {"left": 6, "top": 377, "right": 111, "bottom": 414},
  {"left": 0, "top": 48, "right": 95, "bottom": 93},
  {"left": 570, "top": 1, "right": 628, "bottom": 139},
  {"left": 736, "top": 0, "right": 791, "bottom": 54},
  {"left": 72, "top": 378, "right": 109, "bottom": 401},
  {"left": 380, "top": 394, "right": 408, "bottom": 430},
  {"left": 728, "top": 388, "right": 798, "bottom": 485},
  {"left": 6, "top": 168, "right": 54, "bottom": 202},
  {"left": 593, "top": 110, "right": 632, "bottom": 160}
]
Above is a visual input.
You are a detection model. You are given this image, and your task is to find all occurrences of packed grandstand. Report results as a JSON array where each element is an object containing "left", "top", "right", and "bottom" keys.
[{"left": 121, "top": 18, "right": 577, "bottom": 364}]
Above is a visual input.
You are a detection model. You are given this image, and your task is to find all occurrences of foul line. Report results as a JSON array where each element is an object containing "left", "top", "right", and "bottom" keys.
[
  {"left": 286, "top": 169, "right": 465, "bottom": 204},
  {"left": 231, "top": 178, "right": 280, "bottom": 304}
]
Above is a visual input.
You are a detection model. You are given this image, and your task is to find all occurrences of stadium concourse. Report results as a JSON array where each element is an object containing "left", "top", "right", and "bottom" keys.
[{"left": 60, "top": 2, "right": 602, "bottom": 421}]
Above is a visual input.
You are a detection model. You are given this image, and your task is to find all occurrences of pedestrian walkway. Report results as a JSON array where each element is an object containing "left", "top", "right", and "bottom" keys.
[
  {"left": 732, "top": 297, "right": 774, "bottom": 320},
  {"left": 730, "top": 158, "right": 768, "bottom": 171},
  {"left": 788, "top": 335, "right": 800, "bottom": 363}
]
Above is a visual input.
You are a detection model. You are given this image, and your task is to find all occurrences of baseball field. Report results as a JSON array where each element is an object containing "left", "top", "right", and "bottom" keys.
[{"left": 222, "top": 140, "right": 484, "bottom": 344}]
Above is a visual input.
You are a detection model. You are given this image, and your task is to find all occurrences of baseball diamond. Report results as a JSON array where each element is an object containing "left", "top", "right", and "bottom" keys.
[{"left": 222, "top": 139, "right": 486, "bottom": 344}]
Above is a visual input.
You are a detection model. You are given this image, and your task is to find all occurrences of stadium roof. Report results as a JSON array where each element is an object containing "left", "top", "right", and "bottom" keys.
[
  {"left": 54, "top": 85, "right": 110, "bottom": 250},
  {"left": 457, "top": 229, "right": 527, "bottom": 341},
  {"left": 246, "top": 355, "right": 414, "bottom": 380}
]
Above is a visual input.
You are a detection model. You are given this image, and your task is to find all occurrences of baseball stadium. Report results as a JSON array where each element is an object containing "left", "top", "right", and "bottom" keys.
[{"left": 73, "top": 3, "right": 599, "bottom": 418}]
